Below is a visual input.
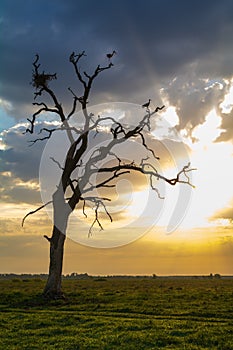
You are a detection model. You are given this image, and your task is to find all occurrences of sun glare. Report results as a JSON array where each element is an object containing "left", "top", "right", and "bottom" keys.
[
  {"left": 179, "top": 141, "right": 233, "bottom": 229},
  {"left": 192, "top": 109, "right": 222, "bottom": 145},
  {"left": 127, "top": 189, "right": 150, "bottom": 219}
]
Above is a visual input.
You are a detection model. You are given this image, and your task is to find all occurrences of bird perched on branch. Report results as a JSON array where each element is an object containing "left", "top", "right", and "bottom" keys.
[
  {"left": 142, "top": 99, "right": 151, "bottom": 109},
  {"left": 106, "top": 50, "right": 117, "bottom": 61}
]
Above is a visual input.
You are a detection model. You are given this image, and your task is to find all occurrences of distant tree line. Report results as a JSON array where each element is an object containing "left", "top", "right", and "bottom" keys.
[{"left": 0, "top": 273, "right": 226, "bottom": 280}]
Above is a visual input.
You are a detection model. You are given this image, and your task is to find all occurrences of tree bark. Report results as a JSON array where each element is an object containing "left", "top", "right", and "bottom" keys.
[
  {"left": 43, "top": 224, "right": 67, "bottom": 299},
  {"left": 43, "top": 188, "right": 71, "bottom": 299}
]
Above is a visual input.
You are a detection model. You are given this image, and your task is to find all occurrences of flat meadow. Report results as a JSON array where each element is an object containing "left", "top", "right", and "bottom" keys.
[{"left": 0, "top": 277, "right": 232, "bottom": 349}]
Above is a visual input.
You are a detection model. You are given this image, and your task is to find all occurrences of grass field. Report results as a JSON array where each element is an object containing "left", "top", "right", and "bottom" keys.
[{"left": 0, "top": 277, "right": 232, "bottom": 349}]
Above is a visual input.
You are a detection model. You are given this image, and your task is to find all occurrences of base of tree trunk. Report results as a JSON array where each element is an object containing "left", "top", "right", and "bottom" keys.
[
  {"left": 43, "top": 220, "right": 68, "bottom": 301},
  {"left": 43, "top": 289, "right": 66, "bottom": 300}
]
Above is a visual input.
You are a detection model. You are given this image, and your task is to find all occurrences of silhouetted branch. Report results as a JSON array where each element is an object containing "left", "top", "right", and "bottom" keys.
[
  {"left": 80, "top": 196, "right": 112, "bottom": 236},
  {"left": 168, "top": 162, "right": 196, "bottom": 187},
  {"left": 138, "top": 131, "right": 160, "bottom": 160},
  {"left": 32, "top": 54, "right": 57, "bottom": 97},
  {"left": 50, "top": 157, "right": 64, "bottom": 170},
  {"left": 28, "top": 124, "right": 81, "bottom": 144},
  {"left": 89, "top": 201, "right": 103, "bottom": 236},
  {"left": 94, "top": 162, "right": 195, "bottom": 187},
  {"left": 31, "top": 54, "right": 65, "bottom": 118},
  {"left": 83, "top": 169, "right": 130, "bottom": 194},
  {"left": 82, "top": 199, "right": 87, "bottom": 218},
  {"left": 69, "top": 51, "right": 87, "bottom": 88},
  {"left": 149, "top": 174, "right": 164, "bottom": 199},
  {"left": 80, "top": 106, "right": 165, "bottom": 182},
  {"left": 24, "top": 102, "right": 60, "bottom": 135},
  {"left": 22, "top": 200, "right": 53, "bottom": 227},
  {"left": 69, "top": 51, "right": 114, "bottom": 110},
  {"left": 67, "top": 87, "right": 79, "bottom": 119},
  {"left": 28, "top": 128, "right": 57, "bottom": 144}
]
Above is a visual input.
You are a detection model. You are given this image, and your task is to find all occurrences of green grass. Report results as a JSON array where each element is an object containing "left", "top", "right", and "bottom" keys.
[{"left": 0, "top": 278, "right": 233, "bottom": 349}]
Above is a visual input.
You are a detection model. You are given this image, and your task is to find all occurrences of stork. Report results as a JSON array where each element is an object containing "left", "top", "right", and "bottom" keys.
[
  {"left": 106, "top": 50, "right": 117, "bottom": 61},
  {"left": 142, "top": 99, "right": 151, "bottom": 109}
]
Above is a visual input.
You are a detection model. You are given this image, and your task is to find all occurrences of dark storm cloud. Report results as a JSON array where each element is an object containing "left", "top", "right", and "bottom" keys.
[
  {"left": 0, "top": 125, "right": 45, "bottom": 180},
  {"left": 1, "top": 0, "right": 233, "bottom": 126},
  {"left": 0, "top": 123, "right": 46, "bottom": 204}
]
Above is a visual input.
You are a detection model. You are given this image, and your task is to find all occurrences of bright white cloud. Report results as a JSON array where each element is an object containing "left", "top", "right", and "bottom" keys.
[
  {"left": 192, "top": 109, "right": 223, "bottom": 145},
  {"left": 220, "top": 80, "right": 233, "bottom": 114},
  {"left": 160, "top": 106, "right": 180, "bottom": 128}
]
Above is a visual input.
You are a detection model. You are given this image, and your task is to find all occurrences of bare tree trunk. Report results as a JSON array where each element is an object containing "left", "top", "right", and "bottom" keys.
[
  {"left": 43, "top": 225, "right": 67, "bottom": 299},
  {"left": 43, "top": 189, "right": 71, "bottom": 299}
]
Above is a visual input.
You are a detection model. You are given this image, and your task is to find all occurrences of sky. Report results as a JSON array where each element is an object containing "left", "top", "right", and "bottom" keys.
[{"left": 0, "top": 0, "right": 233, "bottom": 275}]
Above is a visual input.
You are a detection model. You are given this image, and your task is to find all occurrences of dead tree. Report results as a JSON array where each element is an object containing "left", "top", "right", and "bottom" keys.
[{"left": 23, "top": 52, "right": 194, "bottom": 299}]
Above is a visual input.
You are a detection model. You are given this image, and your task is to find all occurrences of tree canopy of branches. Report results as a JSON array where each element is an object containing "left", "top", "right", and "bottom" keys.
[{"left": 23, "top": 51, "right": 194, "bottom": 299}]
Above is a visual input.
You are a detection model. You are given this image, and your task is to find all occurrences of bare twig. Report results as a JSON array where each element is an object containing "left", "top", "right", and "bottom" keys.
[
  {"left": 22, "top": 200, "right": 53, "bottom": 227},
  {"left": 80, "top": 196, "right": 112, "bottom": 236},
  {"left": 50, "top": 157, "right": 64, "bottom": 170}
]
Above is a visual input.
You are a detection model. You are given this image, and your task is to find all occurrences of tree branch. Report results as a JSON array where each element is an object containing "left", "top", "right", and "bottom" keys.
[
  {"left": 94, "top": 162, "right": 196, "bottom": 187},
  {"left": 69, "top": 51, "right": 114, "bottom": 112},
  {"left": 80, "top": 196, "right": 112, "bottom": 236},
  {"left": 67, "top": 87, "right": 79, "bottom": 119},
  {"left": 50, "top": 157, "right": 64, "bottom": 170},
  {"left": 22, "top": 200, "right": 53, "bottom": 227},
  {"left": 69, "top": 51, "right": 87, "bottom": 88}
]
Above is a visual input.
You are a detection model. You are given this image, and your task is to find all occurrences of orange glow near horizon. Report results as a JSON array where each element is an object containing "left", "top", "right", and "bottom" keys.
[{"left": 1, "top": 82, "right": 233, "bottom": 275}]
